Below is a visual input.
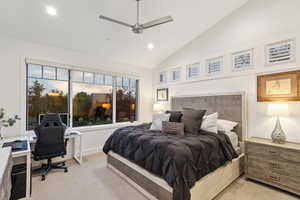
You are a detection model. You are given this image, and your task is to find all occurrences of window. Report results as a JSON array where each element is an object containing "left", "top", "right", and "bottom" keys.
[
  {"left": 265, "top": 39, "right": 295, "bottom": 66},
  {"left": 26, "top": 64, "right": 69, "bottom": 130},
  {"left": 159, "top": 71, "right": 167, "bottom": 83},
  {"left": 206, "top": 57, "right": 223, "bottom": 75},
  {"left": 116, "top": 77, "right": 138, "bottom": 122},
  {"left": 232, "top": 49, "right": 253, "bottom": 71},
  {"left": 72, "top": 72, "right": 113, "bottom": 127},
  {"left": 26, "top": 63, "right": 139, "bottom": 130},
  {"left": 186, "top": 63, "right": 200, "bottom": 79},
  {"left": 171, "top": 68, "right": 181, "bottom": 81}
]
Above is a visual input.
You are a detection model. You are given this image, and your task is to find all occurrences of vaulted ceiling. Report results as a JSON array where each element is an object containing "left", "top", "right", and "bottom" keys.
[{"left": 0, "top": 0, "right": 248, "bottom": 68}]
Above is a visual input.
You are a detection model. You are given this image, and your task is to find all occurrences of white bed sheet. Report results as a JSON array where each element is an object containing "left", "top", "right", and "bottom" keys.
[{"left": 224, "top": 131, "right": 239, "bottom": 151}]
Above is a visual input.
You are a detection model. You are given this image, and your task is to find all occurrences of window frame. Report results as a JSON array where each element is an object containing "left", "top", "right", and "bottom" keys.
[
  {"left": 231, "top": 48, "right": 254, "bottom": 72},
  {"left": 265, "top": 39, "right": 296, "bottom": 66},
  {"left": 159, "top": 71, "right": 167, "bottom": 84},
  {"left": 115, "top": 77, "right": 139, "bottom": 123},
  {"left": 25, "top": 63, "right": 140, "bottom": 131},
  {"left": 170, "top": 67, "right": 181, "bottom": 82},
  {"left": 26, "top": 64, "right": 71, "bottom": 130},
  {"left": 186, "top": 62, "right": 200, "bottom": 79},
  {"left": 206, "top": 56, "right": 223, "bottom": 76}
]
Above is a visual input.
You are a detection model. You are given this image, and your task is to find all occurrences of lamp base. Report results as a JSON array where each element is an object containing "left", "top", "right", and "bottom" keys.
[{"left": 271, "top": 117, "right": 286, "bottom": 144}]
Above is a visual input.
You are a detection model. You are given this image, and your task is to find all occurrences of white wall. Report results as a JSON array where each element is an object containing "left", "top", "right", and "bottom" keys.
[
  {"left": 0, "top": 34, "right": 153, "bottom": 155},
  {"left": 154, "top": 0, "right": 300, "bottom": 142}
]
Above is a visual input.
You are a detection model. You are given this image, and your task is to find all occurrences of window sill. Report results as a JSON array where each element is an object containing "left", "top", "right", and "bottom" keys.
[
  {"left": 71, "top": 121, "right": 141, "bottom": 133},
  {"left": 25, "top": 121, "right": 142, "bottom": 135}
]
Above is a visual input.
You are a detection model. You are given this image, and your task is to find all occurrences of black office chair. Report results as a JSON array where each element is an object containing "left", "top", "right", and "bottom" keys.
[{"left": 33, "top": 114, "right": 68, "bottom": 181}]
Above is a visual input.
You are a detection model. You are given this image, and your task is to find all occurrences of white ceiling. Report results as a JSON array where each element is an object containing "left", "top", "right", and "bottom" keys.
[{"left": 0, "top": 0, "right": 248, "bottom": 68}]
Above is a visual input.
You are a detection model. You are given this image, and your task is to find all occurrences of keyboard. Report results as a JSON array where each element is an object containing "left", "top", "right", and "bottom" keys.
[
  {"left": 31, "top": 131, "right": 79, "bottom": 140},
  {"left": 2, "top": 140, "right": 28, "bottom": 152}
]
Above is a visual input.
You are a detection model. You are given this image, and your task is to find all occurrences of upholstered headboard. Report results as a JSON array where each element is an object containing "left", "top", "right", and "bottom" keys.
[{"left": 171, "top": 92, "right": 246, "bottom": 142}]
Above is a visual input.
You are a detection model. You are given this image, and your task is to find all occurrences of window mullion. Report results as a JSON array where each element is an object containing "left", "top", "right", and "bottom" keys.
[
  {"left": 112, "top": 76, "right": 117, "bottom": 124},
  {"left": 69, "top": 70, "right": 73, "bottom": 128}
]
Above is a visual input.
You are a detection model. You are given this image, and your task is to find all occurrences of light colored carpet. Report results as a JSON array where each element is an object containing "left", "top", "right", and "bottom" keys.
[{"left": 31, "top": 153, "right": 299, "bottom": 200}]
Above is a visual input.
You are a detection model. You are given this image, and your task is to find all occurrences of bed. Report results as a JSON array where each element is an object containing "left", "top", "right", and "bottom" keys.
[{"left": 104, "top": 92, "right": 247, "bottom": 200}]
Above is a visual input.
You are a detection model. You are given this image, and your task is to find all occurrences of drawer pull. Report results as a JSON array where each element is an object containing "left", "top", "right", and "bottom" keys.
[
  {"left": 269, "top": 175, "right": 281, "bottom": 182},
  {"left": 269, "top": 150, "right": 277, "bottom": 154},
  {"left": 269, "top": 163, "right": 281, "bottom": 169}
]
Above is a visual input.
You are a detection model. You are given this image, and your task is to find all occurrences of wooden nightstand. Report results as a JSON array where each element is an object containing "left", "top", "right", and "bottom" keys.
[{"left": 245, "top": 137, "right": 300, "bottom": 196}]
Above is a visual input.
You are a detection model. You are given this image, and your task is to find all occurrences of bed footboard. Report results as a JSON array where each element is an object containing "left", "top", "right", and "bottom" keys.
[{"left": 107, "top": 152, "right": 244, "bottom": 200}]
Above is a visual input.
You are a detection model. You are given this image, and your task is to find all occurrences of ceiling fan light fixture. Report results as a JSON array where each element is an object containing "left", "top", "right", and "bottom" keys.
[
  {"left": 99, "top": 0, "right": 173, "bottom": 34},
  {"left": 46, "top": 6, "right": 57, "bottom": 16}
]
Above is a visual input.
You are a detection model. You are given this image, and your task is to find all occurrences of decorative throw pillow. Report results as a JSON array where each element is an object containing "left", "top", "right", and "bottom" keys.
[
  {"left": 217, "top": 119, "right": 238, "bottom": 132},
  {"left": 150, "top": 113, "right": 171, "bottom": 131},
  {"left": 181, "top": 108, "right": 206, "bottom": 135},
  {"left": 201, "top": 112, "right": 218, "bottom": 134},
  {"left": 165, "top": 111, "right": 183, "bottom": 122},
  {"left": 162, "top": 121, "right": 184, "bottom": 135}
]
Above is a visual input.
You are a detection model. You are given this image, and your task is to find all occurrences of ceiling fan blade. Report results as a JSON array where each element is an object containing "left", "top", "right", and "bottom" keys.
[
  {"left": 99, "top": 15, "right": 133, "bottom": 28},
  {"left": 141, "top": 16, "right": 173, "bottom": 29}
]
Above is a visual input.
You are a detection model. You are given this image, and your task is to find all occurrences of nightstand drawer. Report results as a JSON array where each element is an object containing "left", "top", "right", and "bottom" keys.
[
  {"left": 267, "top": 173, "right": 300, "bottom": 192},
  {"left": 247, "top": 156, "right": 268, "bottom": 170},
  {"left": 248, "top": 165, "right": 300, "bottom": 193},
  {"left": 247, "top": 143, "right": 280, "bottom": 157},
  {"left": 269, "top": 160, "right": 300, "bottom": 177},
  {"left": 247, "top": 155, "right": 300, "bottom": 177},
  {"left": 279, "top": 149, "right": 300, "bottom": 164},
  {"left": 247, "top": 167, "right": 268, "bottom": 180},
  {"left": 247, "top": 142, "right": 300, "bottom": 163}
]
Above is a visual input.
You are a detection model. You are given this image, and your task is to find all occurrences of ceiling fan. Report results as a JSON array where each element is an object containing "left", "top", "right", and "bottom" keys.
[{"left": 99, "top": 0, "right": 174, "bottom": 34}]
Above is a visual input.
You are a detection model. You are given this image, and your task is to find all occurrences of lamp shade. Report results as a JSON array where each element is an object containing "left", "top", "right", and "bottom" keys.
[
  {"left": 267, "top": 103, "right": 289, "bottom": 117},
  {"left": 153, "top": 103, "right": 164, "bottom": 113}
]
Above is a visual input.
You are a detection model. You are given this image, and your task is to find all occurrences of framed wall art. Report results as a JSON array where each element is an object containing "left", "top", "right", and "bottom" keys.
[
  {"left": 157, "top": 88, "right": 169, "bottom": 101},
  {"left": 257, "top": 70, "right": 300, "bottom": 102}
]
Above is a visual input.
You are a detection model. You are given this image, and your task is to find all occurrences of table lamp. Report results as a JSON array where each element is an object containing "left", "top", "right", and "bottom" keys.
[{"left": 267, "top": 103, "right": 289, "bottom": 144}]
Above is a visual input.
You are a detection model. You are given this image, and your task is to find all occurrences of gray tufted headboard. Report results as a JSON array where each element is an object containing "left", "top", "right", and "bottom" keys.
[{"left": 171, "top": 92, "right": 246, "bottom": 142}]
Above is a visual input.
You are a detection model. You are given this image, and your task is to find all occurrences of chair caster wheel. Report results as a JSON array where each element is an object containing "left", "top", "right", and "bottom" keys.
[
  {"left": 64, "top": 169, "right": 68, "bottom": 173},
  {"left": 42, "top": 175, "right": 45, "bottom": 181}
]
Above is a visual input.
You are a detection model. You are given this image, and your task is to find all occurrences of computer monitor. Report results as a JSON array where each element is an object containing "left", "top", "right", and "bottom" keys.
[{"left": 39, "top": 113, "right": 69, "bottom": 126}]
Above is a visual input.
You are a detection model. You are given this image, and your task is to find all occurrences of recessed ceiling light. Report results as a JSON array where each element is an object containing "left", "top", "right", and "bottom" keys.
[
  {"left": 46, "top": 6, "right": 57, "bottom": 16},
  {"left": 147, "top": 43, "right": 154, "bottom": 50}
]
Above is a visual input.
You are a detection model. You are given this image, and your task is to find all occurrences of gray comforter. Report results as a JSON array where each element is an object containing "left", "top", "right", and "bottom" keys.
[{"left": 103, "top": 124, "right": 237, "bottom": 200}]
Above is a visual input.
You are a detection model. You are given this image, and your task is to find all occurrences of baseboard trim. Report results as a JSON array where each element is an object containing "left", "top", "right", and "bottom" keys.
[{"left": 82, "top": 147, "right": 102, "bottom": 156}]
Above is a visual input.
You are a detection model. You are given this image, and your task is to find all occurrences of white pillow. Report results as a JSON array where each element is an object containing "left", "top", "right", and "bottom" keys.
[
  {"left": 201, "top": 112, "right": 218, "bottom": 134},
  {"left": 217, "top": 119, "right": 238, "bottom": 132},
  {"left": 150, "top": 113, "right": 170, "bottom": 131}
]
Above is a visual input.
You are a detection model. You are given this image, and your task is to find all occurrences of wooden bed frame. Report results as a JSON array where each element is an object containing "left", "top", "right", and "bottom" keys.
[{"left": 107, "top": 92, "right": 247, "bottom": 200}]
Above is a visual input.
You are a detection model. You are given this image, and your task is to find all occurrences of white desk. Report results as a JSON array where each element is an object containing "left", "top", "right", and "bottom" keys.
[
  {"left": 28, "top": 130, "right": 83, "bottom": 165},
  {"left": 0, "top": 130, "right": 83, "bottom": 200},
  {"left": 0, "top": 147, "right": 12, "bottom": 200},
  {"left": 0, "top": 136, "right": 31, "bottom": 200}
]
